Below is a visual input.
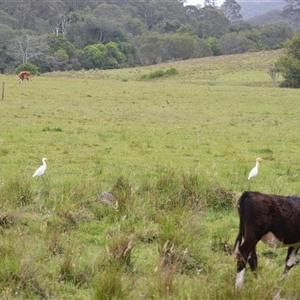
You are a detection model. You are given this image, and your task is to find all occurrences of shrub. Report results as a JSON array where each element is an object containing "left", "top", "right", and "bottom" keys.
[
  {"left": 278, "top": 56, "right": 300, "bottom": 88},
  {"left": 149, "top": 69, "right": 165, "bottom": 79},
  {"left": 164, "top": 67, "right": 178, "bottom": 76},
  {"left": 276, "top": 34, "right": 300, "bottom": 88},
  {"left": 140, "top": 68, "right": 179, "bottom": 80},
  {"left": 16, "top": 63, "right": 38, "bottom": 75}
]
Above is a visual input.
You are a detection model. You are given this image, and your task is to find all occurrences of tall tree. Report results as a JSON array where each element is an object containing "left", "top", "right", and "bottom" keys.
[
  {"left": 204, "top": 0, "right": 217, "bottom": 8},
  {"left": 184, "top": 5, "right": 202, "bottom": 21},
  {"left": 199, "top": 6, "right": 230, "bottom": 38},
  {"left": 276, "top": 34, "right": 300, "bottom": 88},
  {"left": 82, "top": 42, "right": 127, "bottom": 69},
  {"left": 261, "top": 23, "right": 293, "bottom": 50},
  {"left": 221, "top": 0, "right": 242, "bottom": 22},
  {"left": 0, "top": 10, "right": 18, "bottom": 29},
  {"left": 282, "top": 0, "right": 300, "bottom": 31},
  {"left": 9, "top": 35, "right": 49, "bottom": 64},
  {"left": 0, "top": 24, "right": 17, "bottom": 72},
  {"left": 217, "top": 32, "right": 257, "bottom": 55}
]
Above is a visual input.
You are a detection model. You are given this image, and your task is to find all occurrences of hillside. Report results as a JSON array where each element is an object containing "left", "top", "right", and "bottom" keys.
[
  {"left": 239, "top": 0, "right": 285, "bottom": 19},
  {"left": 247, "top": 9, "right": 289, "bottom": 26}
]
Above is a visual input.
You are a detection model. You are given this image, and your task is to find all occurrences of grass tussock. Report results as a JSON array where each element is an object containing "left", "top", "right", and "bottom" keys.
[
  {"left": 2, "top": 175, "right": 34, "bottom": 207},
  {"left": 93, "top": 265, "right": 126, "bottom": 300}
]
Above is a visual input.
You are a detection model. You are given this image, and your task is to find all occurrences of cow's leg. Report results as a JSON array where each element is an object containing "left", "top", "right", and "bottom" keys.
[
  {"left": 284, "top": 246, "right": 299, "bottom": 274},
  {"left": 235, "top": 239, "right": 258, "bottom": 289},
  {"left": 248, "top": 247, "right": 258, "bottom": 273}
]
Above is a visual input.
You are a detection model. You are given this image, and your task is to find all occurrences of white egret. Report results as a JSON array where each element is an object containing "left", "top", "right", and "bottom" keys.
[
  {"left": 33, "top": 157, "right": 47, "bottom": 177},
  {"left": 248, "top": 157, "right": 262, "bottom": 180}
]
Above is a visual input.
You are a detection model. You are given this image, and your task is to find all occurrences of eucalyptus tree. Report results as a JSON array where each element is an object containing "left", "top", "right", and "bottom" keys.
[
  {"left": 0, "top": 24, "right": 16, "bottom": 72},
  {"left": 0, "top": 10, "right": 18, "bottom": 29},
  {"left": 220, "top": 0, "right": 242, "bottom": 22},
  {"left": 65, "top": 16, "right": 91, "bottom": 49},
  {"left": 152, "top": 0, "right": 187, "bottom": 24},
  {"left": 64, "top": 0, "right": 98, "bottom": 12},
  {"left": 41, "top": 33, "right": 75, "bottom": 58},
  {"left": 67, "top": 13, "right": 125, "bottom": 47},
  {"left": 0, "top": 0, "right": 16, "bottom": 16},
  {"left": 121, "top": 0, "right": 186, "bottom": 29},
  {"left": 164, "top": 33, "right": 197, "bottom": 60},
  {"left": 0, "top": 24, "right": 15, "bottom": 45},
  {"left": 9, "top": 34, "right": 49, "bottom": 65},
  {"left": 217, "top": 32, "right": 257, "bottom": 55},
  {"left": 122, "top": 16, "right": 148, "bottom": 36},
  {"left": 154, "top": 19, "right": 182, "bottom": 34},
  {"left": 135, "top": 31, "right": 210, "bottom": 64},
  {"left": 261, "top": 23, "right": 294, "bottom": 49},
  {"left": 134, "top": 32, "right": 164, "bottom": 64},
  {"left": 47, "top": 11, "right": 82, "bottom": 38},
  {"left": 199, "top": 6, "right": 230, "bottom": 37},
  {"left": 184, "top": 5, "right": 202, "bottom": 21},
  {"left": 282, "top": 0, "right": 300, "bottom": 31},
  {"left": 129, "top": 0, "right": 156, "bottom": 28},
  {"left": 91, "top": 3, "right": 135, "bottom": 43},
  {"left": 229, "top": 21, "right": 253, "bottom": 33},
  {"left": 241, "top": 29, "right": 267, "bottom": 51},
  {"left": 82, "top": 41, "right": 127, "bottom": 69},
  {"left": 92, "top": 3, "right": 124, "bottom": 22},
  {"left": 204, "top": 0, "right": 217, "bottom": 7},
  {"left": 0, "top": 0, "right": 68, "bottom": 33},
  {"left": 65, "top": 2, "right": 138, "bottom": 65}
]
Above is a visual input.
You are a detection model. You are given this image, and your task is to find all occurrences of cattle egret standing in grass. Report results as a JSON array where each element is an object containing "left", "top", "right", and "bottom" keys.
[
  {"left": 33, "top": 158, "right": 47, "bottom": 178},
  {"left": 248, "top": 157, "right": 262, "bottom": 180}
]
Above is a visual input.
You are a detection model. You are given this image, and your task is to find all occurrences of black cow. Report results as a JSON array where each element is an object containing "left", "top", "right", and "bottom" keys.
[{"left": 234, "top": 191, "right": 300, "bottom": 288}]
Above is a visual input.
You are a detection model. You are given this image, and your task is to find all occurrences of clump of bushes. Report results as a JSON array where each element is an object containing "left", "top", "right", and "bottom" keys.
[
  {"left": 16, "top": 62, "right": 39, "bottom": 75},
  {"left": 140, "top": 67, "right": 178, "bottom": 80}
]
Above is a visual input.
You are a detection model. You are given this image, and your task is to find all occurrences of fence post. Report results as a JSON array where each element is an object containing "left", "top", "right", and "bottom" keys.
[{"left": 1, "top": 82, "right": 4, "bottom": 100}]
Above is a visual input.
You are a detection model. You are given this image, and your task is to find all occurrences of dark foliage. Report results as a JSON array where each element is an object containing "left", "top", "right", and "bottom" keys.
[
  {"left": 0, "top": 0, "right": 295, "bottom": 73},
  {"left": 276, "top": 34, "right": 300, "bottom": 88}
]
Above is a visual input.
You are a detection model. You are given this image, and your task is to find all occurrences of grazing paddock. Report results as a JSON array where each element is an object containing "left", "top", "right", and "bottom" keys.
[{"left": 0, "top": 50, "right": 300, "bottom": 299}]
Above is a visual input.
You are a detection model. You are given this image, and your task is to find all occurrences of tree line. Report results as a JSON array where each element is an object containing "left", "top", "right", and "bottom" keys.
[{"left": 0, "top": 0, "right": 299, "bottom": 79}]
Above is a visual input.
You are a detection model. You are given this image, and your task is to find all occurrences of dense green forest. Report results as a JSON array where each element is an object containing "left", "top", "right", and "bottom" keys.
[{"left": 0, "top": 0, "right": 298, "bottom": 73}]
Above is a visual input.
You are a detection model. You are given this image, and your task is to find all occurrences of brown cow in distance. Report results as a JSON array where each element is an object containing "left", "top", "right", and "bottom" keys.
[{"left": 19, "top": 71, "right": 32, "bottom": 83}]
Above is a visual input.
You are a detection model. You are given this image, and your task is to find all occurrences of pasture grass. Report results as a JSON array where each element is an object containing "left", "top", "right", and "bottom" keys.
[{"left": 0, "top": 49, "right": 300, "bottom": 298}]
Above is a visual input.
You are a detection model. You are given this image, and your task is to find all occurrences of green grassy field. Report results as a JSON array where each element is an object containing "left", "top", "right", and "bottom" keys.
[{"left": 0, "top": 49, "right": 300, "bottom": 299}]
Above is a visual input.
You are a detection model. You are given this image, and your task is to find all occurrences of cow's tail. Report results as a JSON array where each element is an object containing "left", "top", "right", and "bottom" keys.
[{"left": 233, "top": 191, "right": 249, "bottom": 259}]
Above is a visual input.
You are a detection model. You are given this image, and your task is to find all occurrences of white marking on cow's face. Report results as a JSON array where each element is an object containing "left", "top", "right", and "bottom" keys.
[
  {"left": 261, "top": 232, "right": 300, "bottom": 249},
  {"left": 287, "top": 248, "right": 297, "bottom": 267},
  {"left": 235, "top": 269, "right": 245, "bottom": 289}
]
